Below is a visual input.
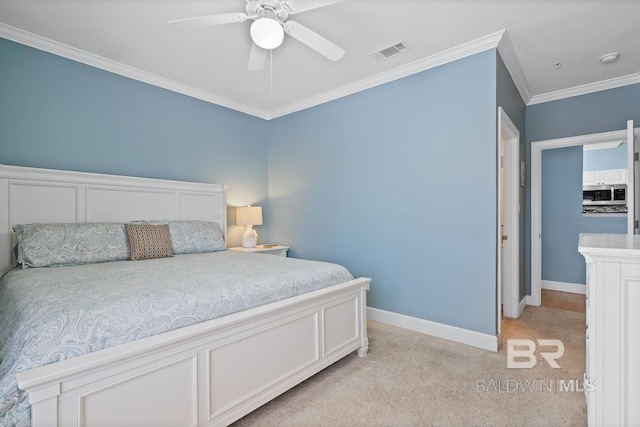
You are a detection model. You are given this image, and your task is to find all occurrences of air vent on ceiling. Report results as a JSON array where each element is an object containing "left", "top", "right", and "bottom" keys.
[{"left": 370, "top": 41, "right": 411, "bottom": 62}]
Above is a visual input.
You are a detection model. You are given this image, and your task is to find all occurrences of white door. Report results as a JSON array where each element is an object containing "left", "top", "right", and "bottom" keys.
[
  {"left": 628, "top": 120, "right": 637, "bottom": 234},
  {"left": 498, "top": 107, "right": 520, "bottom": 324}
]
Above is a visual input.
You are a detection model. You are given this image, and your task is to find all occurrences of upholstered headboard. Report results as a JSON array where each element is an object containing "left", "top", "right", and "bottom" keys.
[{"left": 0, "top": 165, "right": 227, "bottom": 271}]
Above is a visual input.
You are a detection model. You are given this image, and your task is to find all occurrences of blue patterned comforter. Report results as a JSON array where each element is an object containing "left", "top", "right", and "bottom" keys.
[{"left": 0, "top": 251, "right": 353, "bottom": 427}]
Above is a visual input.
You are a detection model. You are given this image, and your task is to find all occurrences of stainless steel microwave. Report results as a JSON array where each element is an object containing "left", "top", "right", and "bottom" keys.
[{"left": 583, "top": 184, "right": 627, "bottom": 206}]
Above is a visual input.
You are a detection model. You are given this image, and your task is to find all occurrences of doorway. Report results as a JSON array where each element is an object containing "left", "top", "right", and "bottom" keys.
[
  {"left": 497, "top": 107, "right": 521, "bottom": 338},
  {"left": 530, "top": 122, "right": 638, "bottom": 306}
]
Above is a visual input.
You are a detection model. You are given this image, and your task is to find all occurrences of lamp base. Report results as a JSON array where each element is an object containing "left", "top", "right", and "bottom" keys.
[{"left": 241, "top": 226, "right": 258, "bottom": 248}]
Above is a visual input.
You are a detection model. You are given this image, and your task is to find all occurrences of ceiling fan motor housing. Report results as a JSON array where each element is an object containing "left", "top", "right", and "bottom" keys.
[{"left": 247, "top": 0, "right": 289, "bottom": 23}]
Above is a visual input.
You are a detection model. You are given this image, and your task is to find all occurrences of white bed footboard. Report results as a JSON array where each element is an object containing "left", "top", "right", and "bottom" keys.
[{"left": 17, "top": 278, "right": 370, "bottom": 427}]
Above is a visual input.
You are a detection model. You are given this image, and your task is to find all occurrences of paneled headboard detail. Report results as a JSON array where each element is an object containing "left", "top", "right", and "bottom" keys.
[{"left": 0, "top": 165, "right": 227, "bottom": 271}]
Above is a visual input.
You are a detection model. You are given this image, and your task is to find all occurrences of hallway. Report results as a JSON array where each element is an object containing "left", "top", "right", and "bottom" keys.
[{"left": 541, "top": 289, "right": 585, "bottom": 314}]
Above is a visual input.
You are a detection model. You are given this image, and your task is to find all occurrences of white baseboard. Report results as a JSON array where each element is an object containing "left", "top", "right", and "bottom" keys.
[
  {"left": 367, "top": 307, "right": 498, "bottom": 352},
  {"left": 541, "top": 280, "right": 586, "bottom": 295}
]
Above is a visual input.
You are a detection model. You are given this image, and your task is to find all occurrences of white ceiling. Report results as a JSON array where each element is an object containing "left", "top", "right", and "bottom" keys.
[{"left": 1, "top": 0, "right": 639, "bottom": 119}]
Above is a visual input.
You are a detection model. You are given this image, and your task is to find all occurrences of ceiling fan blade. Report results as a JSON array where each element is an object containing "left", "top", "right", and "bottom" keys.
[
  {"left": 248, "top": 43, "right": 268, "bottom": 71},
  {"left": 284, "top": 0, "right": 346, "bottom": 14},
  {"left": 166, "top": 13, "right": 248, "bottom": 31},
  {"left": 283, "top": 20, "right": 345, "bottom": 61}
]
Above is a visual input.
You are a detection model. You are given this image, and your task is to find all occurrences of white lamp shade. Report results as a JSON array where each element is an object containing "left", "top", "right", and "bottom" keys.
[
  {"left": 250, "top": 18, "right": 284, "bottom": 50},
  {"left": 236, "top": 206, "right": 263, "bottom": 226}
]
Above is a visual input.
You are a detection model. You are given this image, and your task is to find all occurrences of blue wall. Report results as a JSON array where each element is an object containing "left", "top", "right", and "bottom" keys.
[
  {"left": 541, "top": 146, "right": 626, "bottom": 285},
  {"left": 1, "top": 37, "right": 504, "bottom": 336},
  {"left": 583, "top": 142, "right": 627, "bottom": 171},
  {"left": 5, "top": 30, "right": 640, "bottom": 332},
  {"left": 0, "top": 38, "right": 269, "bottom": 246},
  {"left": 268, "top": 51, "right": 499, "bottom": 335},
  {"left": 542, "top": 147, "right": 583, "bottom": 284},
  {"left": 525, "top": 83, "right": 640, "bottom": 293}
]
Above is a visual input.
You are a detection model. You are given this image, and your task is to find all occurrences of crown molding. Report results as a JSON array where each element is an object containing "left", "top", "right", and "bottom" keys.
[
  {"left": 0, "top": 23, "right": 507, "bottom": 121},
  {"left": 4, "top": 22, "right": 639, "bottom": 117},
  {"left": 496, "top": 31, "right": 532, "bottom": 104},
  {"left": 528, "top": 73, "right": 640, "bottom": 106},
  {"left": 268, "top": 30, "right": 506, "bottom": 119},
  {"left": 0, "top": 24, "right": 271, "bottom": 120}
]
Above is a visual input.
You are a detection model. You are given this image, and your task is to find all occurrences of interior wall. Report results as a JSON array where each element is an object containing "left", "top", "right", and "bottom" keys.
[
  {"left": 525, "top": 83, "right": 640, "bottom": 295},
  {"left": 267, "top": 50, "right": 499, "bottom": 336},
  {"left": 541, "top": 146, "right": 626, "bottom": 286},
  {"left": 1, "top": 36, "right": 503, "bottom": 336},
  {"left": 496, "top": 53, "right": 526, "bottom": 304},
  {"left": 0, "top": 38, "right": 270, "bottom": 247},
  {"left": 583, "top": 142, "right": 627, "bottom": 171}
]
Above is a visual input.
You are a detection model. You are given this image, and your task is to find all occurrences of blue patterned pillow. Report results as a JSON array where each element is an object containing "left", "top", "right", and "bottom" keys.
[
  {"left": 144, "top": 221, "right": 226, "bottom": 254},
  {"left": 14, "top": 223, "right": 129, "bottom": 269}
]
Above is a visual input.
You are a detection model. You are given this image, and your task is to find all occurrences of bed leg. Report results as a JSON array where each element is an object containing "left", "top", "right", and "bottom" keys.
[
  {"left": 356, "top": 335, "right": 369, "bottom": 357},
  {"left": 357, "top": 345, "right": 369, "bottom": 357},
  {"left": 357, "top": 282, "right": 369, "bottom": 358}
]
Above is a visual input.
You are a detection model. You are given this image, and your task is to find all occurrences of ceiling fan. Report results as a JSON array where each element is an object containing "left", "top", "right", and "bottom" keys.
[{"left": 166, "top": 0, "right": 346, "bottom": 71}]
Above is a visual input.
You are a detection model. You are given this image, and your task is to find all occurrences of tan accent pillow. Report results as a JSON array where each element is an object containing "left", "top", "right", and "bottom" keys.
[{"left": 125, "top": 223, "right": 173, "bottom": 261}]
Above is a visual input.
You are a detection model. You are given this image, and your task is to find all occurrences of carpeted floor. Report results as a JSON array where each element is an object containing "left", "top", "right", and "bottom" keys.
[{"left": 233, "top": 305, "right": 587, "bottom": 426}]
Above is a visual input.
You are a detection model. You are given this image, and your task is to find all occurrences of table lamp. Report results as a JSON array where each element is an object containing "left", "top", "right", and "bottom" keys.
[{"left": 236, "top": 205, "right": 263, "bottom": 248}]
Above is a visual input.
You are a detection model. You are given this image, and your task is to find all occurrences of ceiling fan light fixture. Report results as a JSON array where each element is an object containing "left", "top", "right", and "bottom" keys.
[{"left": 250, "top": 18, "right": 284, "bottom": 49}]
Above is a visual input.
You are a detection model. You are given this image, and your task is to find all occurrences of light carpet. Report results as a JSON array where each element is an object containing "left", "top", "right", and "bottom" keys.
[{"left": 233, "top": 305, "right": 587, "bottom": 426}]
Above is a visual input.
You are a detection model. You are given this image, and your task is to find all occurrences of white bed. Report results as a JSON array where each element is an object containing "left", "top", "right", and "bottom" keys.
[{"left": 0, "top": 164, "right": 370, "bottom": 427}]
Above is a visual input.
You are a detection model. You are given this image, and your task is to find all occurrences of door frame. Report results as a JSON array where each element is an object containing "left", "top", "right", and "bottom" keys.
[
  {"left": 530, "top": 126, "right": 638, "bottom": 306},
  {"left": 498, "top": 107, "right": 521, "bottom": 323}
]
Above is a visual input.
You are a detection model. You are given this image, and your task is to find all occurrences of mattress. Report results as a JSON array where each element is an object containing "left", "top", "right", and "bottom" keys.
[{"left": 0, "top": 250, "right": 354, "bottom": 427}]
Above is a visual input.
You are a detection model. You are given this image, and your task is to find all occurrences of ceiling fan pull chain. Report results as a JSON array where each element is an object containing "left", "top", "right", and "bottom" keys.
[{"left": 270, "top": 49, "right": 273, "bottom": 94}]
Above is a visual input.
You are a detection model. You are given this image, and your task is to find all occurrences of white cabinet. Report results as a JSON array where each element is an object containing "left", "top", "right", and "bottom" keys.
[
  {"left": 600, "top": 168, "right": 627, "bottom": 184},
  {"left": 582, "top": 171, "right": 600, "bottom": 185},
  {"left": 583, "top": 168, "right": 627, "bottom": 185},
  {"left": 578, "top": 233, "right": 640, "bottom": 426}
]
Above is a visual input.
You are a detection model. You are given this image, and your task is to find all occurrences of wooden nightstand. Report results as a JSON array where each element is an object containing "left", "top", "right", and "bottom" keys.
[{"left": 229, "top": 245, "right": 289, "bottom": 257}]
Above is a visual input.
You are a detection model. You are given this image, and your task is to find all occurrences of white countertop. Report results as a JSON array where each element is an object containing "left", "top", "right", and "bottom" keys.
[{"left": 578, "top": 233, "right": 640, "bottom": 257}]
